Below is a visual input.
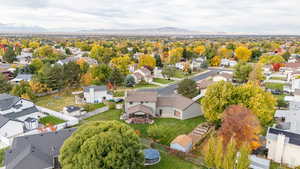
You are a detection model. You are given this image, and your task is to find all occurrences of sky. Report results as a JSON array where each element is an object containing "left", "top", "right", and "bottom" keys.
[{"left": 0, "top": 0, "right": 299, "bottom": 34}]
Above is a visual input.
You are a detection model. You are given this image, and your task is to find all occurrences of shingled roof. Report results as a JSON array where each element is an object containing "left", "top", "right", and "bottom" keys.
[
  {"left": 126, "top": 91, "right": 158, "bottom": 102},
  {"left": 5, "top": 128, "right": 76, "bottom": 169},
  {"left": 0, "top": 94, "right": 20, "bottom": 111},
  {"left": 157, "top": 95, "right": 196, "bottom": 110}
]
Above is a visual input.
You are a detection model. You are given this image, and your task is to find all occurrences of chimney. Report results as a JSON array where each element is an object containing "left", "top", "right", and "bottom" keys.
[{"left": 274, "top": 134, "right": 285, "bottom": 163}]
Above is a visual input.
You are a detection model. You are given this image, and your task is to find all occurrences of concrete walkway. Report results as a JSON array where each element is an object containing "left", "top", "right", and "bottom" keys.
[{"left": 79, "top": 106, "right": 109, "bottom": 120}]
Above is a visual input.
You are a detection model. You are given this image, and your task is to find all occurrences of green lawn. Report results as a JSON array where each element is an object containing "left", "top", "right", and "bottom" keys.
[
  {"left": 113, "top": 90, "right": 125, "bottom": 97},
  {"left": 35, "top": 91, "right": 79, "bottom": 112},
  {"left": 270, "top": 161, "right": 291, "bottom": 169},
  {"left": 83, "top": 109, "right": 206, "bottom": 145},
  {"left": 265, "top": 82, "right": 285, "bottom": 91},
  {"left": 83, "top": 103, "right": 106, "bottom": 112},
  {"left": 134, "top": 83, "right": 159, "bottom": 89},
  {"left": 174, "top": 70, "right": 186, "bottom": 79},
  {"left": 269, "top": 77, "right": 286, "bottom": 81},
  {"left": 144, "top": 151, "right": 202, "bottom": 169},
  {"left": 153, "top": 78, "right": 175, "bottom": 84},
  {"left": 0, "top": 148, "right": 8, "bottom": 167},
  {"left": 39, "top": 115, "right": 66, "bottom": 125}
]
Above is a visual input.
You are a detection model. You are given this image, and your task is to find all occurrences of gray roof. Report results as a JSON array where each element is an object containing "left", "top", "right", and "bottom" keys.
[
  {"left": 12, "top": 74, "right": 33, "bottom": 81},
  {"left": 65, "top": 105, "right": 81, "bottom": 113},
  {"left": 157, "top": 95, "right": 197, "bottom": 110},
  {"left": 4, "top": 106, "right": 39, "bottom": 119},
  {"left": 126, "top": 91, "right": 158, "bottom": 102},
  {"left": 268, "top": 127, "right": 300, "bottom": 146},
  {"left": 0, "top": 94, "right": 20, "bottom": 111},
  {"left": 83, "top": 85, "right": 107, "bottom": 92},
  {"left": 5, "top": 128, "right": 76, "bottom": 169},
  {"left": 0, "top": 115, "right": 10, "bottom": 128}
]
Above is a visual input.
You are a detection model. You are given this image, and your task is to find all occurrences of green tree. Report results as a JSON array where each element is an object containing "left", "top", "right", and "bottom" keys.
[
  {"left": 162, "top": 65, "right": 176, "bottom": 80},
  {"left": 109, "top": 68, "right": 125, "bottom": 87},
  {"left": 154, "top": 54, "right": 163, "bottom": 67},
  {"left": 177, "top": 79, "right": 198, "bottom": 98},
  {"left": 90, "top": 64, "right": 112, "bottom": 85},
  {"left": 0, "top": 74, "right": 11, "bottom": 93},
  {"left": 124, "top": 75, "right": 135, "bottom": 87},
  {"left": 251, "top": 49, "right": 262, "bottom": 61},
  {"left": 63, "top": 62, "right": 81, "bottom": 87},
  {"left": 3, "top": 46, "right": 16, "bottom": 63},
  {"left": 90, "top": 45, "right": 114, "bottom": 64},
  {"left": 59, "top": 121, "right": 144, "bottom": 169},
  {"left": 233, "top": 62, "right": 253, "bottom": 83},
  {"left": 36, "top": 64, "right": 64, "bottom": 90},
  {"left": 11, "top": 81, "right": 35, "bottom": 100}
]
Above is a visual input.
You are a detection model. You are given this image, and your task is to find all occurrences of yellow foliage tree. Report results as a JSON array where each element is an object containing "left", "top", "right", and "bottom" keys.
[
  {"left": 138, "top": 54, "right": 156, "bottom": 69},
  {"left": 211, "top": 56, "right": 221, "bottom": 66},
  {"left": 235, "top": 47, "right": 252, "bottom": 62},
  {"left": 81, "top": 72, "right": 93, "bottom": 86},
  {"left": 219, "top": 47, "right": 232, "bottom": 58},
  {"left": 169, "top": 47, "right": 183, "bottom": 64},
  {"left": 29, "top": 81, "right": 52, "bottom": 94},
  {"left": 194, "top": 45, "right": 206, "bottom": 56},
  {"left": 110, "top": 55, "right": 132, "bottom": 75}
]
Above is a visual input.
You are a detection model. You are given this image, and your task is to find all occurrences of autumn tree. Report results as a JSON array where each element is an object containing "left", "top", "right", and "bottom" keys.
[
  {"left": 218, "top": 105, "right": 261, "bottom": 150},
  {"left": 59, "top": 121, "right": 144, "bottom": 169},
  {"left": 80, "top": 72, "right": 93, "bottom": 86},
  {"left": 29, "top": 80, "right": 52, "bottom": 94},
  {"left": 218, "top": 47, "right": 232, "bottom": 58},
  {"left": 138, "top": 54, "right": 156, "bottom": 70},
  {"left": 90, "top": 64, "right": 112, "bottom": 85},
  {"left": 90, "top": 45, "right": 114, "bottom": 64},
  {"left": 11, "top": 81, "right": 35, "bottom": 100},
  {"left": 259, "top": 55, "right": 285, "bottom": 65},
  {"left": 110, "top": 55, "right": 132, "bottom": 75},
  {"left": 194, "top": 45, "right": 206, "bottom": 56},
  {"left": 0, "top": 74, "right": 11, "bottom": 93},
  {"left": 222, "top": 138, "right": 237, "bottom": 169},
  {"left": 210, "top": 55, "right": 221, "bottom": 66},
  {"left": 169, "top": 47, "right": 183, "bottom": 64},
  {"left": 177, "top": 79, "right": 198, "bottom": 98},
  {"left": 235, "top": 46, "right": 252, "bottom": 62},
  {"left": 236, "top": 143, "right": 251, "bottom": 169},
  {"left": 249, "top": 63, "right": 264, "bottom": 82},
  {"left": 3, "top": 46, "right": 16, "bottom": 63},
  {"left": 162, "top": 65, "right": 176, "bottom": 80}
]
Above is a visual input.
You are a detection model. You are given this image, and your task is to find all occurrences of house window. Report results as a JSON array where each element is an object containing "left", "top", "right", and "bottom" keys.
[
  {"left": 129, "top": 102, "right": 133, "bottom": 105},
  {"left": 141, "top": 101, "right": 144, "bottom": 104},
  {"left": 174, "top": 111, "right": 181, "bottom": 117},
  {"left": 145, "top": 101, "right": 149, "bottom": 103},
  {"left": 159, "top": 109, "right": 162, "bottom": 116}
]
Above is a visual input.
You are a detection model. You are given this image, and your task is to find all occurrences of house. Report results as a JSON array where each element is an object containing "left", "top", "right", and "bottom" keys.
[
  {"left": 266, "top": 127, "right": 300, "bottom": 167},
  {"left": 196, "top": 79, "right": 214, "bottom": 97},
  {"left": 83, "top": 85, "right": 113, "bottom": 103},
  {"left": 275, "top": 101, "right": 300, "bottom": 133},
  {"left": 10, "top": 74, "right": 32, "bottom": 84},
  {"left": 0, "top": 94, "right": 45, "bottom": 146},
  {"left": 16, "top": 48, "right": 32, "bottom": 64},
  {"left": 212, "top": 71, "right": 233, "bottom": 82},
  {"left": 63, "top": 106, "right": 83, "bottom": 116},
  {"left": 170, "top": 134, "right": 193, "bottom": 153},
  {"left": 132, "top": 67, "right": 153, "bottom": 83},
  {"left": 191, "top": 58, "right": 204, "bottom": 71},
  {"left": 123, "top": 91, "right": 202, "bottom": 123},
  {"left": 57, "top": 56, "right": 98, "bottom": 66},
  {"left": 220, "top": 59, "right": 237, "bottom": 67},
  {"left": 5, "top": 128, "right": 75, "bottom": 169},
  {"left": 284, "top": 89, "right": 300, "bottom": 102}
]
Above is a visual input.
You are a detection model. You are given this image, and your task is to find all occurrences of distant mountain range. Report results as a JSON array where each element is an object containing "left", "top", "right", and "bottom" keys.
[
  {"left": 79, "top": 27, "right": 193, "bottom": 33},
  {"left": 0, "top": 23, "right": 47, "bottom": 32}
]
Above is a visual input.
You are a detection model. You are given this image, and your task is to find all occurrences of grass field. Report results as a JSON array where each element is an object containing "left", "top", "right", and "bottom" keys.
[
  {"left": 35, "top": 91, "right": 79, "bottom": 112},
  {"left": 39, "top": 115, "right": 66, "bottom": 125},
  {"left": 134, "top": 83, "right": 159, "bottom": 89},
  {"left": 265, "top": 82, "right": 285, "bottom": 91},
  {"left": 83, "top": 109, "right": 206, "bottom": 145},
  {"left": 153, "top": 78, "right": 175, "bottom": 84},
  {"left": 83, "top": 103, "right": 106, "bottom": 112},
  {"left": 144, "top": 151, "right": 202, "bottom": 169}
]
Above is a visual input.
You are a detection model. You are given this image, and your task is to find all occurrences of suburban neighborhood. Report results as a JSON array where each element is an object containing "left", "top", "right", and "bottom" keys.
[{"left": 0, "top": 0, "right": 299, "bottom": 168}]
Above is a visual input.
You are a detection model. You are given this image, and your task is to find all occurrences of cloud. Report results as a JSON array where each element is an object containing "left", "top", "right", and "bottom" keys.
[{"left": 0, "top": 0, "right": 299, "bottom": 34}]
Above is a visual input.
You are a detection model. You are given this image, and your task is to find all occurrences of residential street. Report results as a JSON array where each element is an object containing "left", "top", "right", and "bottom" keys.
[{"left": 140, "top": 69, "right": 223, "bottom": 95}]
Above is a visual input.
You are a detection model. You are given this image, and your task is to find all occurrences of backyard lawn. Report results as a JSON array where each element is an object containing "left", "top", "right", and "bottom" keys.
[
  {"left": 144, "top": 151, "right": 202, "bottom": 169},
  {"left": 39, "top": 115, "right": 66, "bottom": 125},
  {"left": 153, "top": 78, "right": 175, "bottom": 84},
  {"left": 35, "top": 90, "right": 79, "bottom": 112},
  {"left": 83, "top": 109, "right": 206, "bottom": 145},
  {"left": 83, "top": 103, "right": 106, "bottom": 112},
  {"left": 265, "top": 82, "right": 285, "bottom": 91},
  {"left": 134, "top": 83, "right": 159, "bottom": 89}
]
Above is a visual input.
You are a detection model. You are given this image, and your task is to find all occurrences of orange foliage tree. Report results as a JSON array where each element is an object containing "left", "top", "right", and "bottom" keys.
[{"left": 218, "top": 105, "right": 261, "bottom": 150}]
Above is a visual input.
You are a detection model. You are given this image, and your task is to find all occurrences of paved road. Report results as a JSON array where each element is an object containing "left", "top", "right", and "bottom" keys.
[{"left": 141, "top": 69, "right": 222, "bottom": 95}]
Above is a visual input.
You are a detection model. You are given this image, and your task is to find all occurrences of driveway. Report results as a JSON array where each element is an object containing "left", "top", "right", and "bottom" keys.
[{"left": 79, "top": 106, "right": 109, "bottom": 120}]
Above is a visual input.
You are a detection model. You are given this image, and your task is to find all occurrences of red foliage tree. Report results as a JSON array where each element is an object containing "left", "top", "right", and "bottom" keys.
[
  {"left": 218, "top": 105, "right": 261, "bottom": 150},
  {"left": 272, "top": 63, "right": 282, "bottom": 72}
]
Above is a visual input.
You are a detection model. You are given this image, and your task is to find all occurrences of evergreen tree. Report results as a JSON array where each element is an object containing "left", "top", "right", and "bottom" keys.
[
  {"left": 0, "top": 74, "right": 11, "bottom": 93},
  {"left": 3, "top": 46, "right": 16, "bottom": 63}
]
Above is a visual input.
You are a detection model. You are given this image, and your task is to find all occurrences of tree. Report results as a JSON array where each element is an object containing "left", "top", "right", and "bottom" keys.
[
  {"left": 3, "top": 46, "right": 16, "bottom": 63},
  {"left": 210, "top": 55, "right": 221, "bottom": 66},
  {"left": 80, "top": 72, "right": 93, "bottom": 86},
  {"left": 90, "top": 64, "right": 112, "bottom": 85},
  {"left": 218, "top": 105, "right": 261, "bottom": 150},
  {"left": 202, "top": 81, "right": 236, "bottom": 123},
  {"left": 251, "top": 49, "right": 262, "bottom": 61},
  {"left": 138, "top": 54, "right": 156, "bottom": 70},
  {"left": 214, "top": 137, "right": 224, "bottom": 169},
  {"left": 169, "top": 47, "right": 183, "bottom": 64},
  {"left": 154, "top": 54, "right": 163, "bottom": 67},
  {"left": 177, "top": 79, "right": 198, "bottom": 98},
  {"left": 109, "top": 68, "right": 125, "bottom": 88},
  {"left": 194, "top": 45, "right": 206, "bottom": 56},
  {"left": 236, "top": 143, "right": 251, "bottom": 169},
  {"left": 235, "top": 47, "right": 252, "bottom": 62},
  {"left": 124, "top": 75, "right": 135, "bottom": 87},
  {"left": 110, "top": 55, "right": 132, "bottom": 75},
  {"left": 259, "top": 55, "right": 285, "bottom": 64},
  {"left": 272, "top": 63, "right": 283, "bottom": 72},
  {"left": 90, "top": 45, "right": 114, "bottom": 64},
  {"left": 36, "top": 64, "right": 64, "bottom": 90},
  {"left": 0, "top": 74, "right": 11, "bottom": 93},
  {"left": 249, "top": 63, "right": 264, "bottom": 83},
  {"left": 204, "top": 135, "right": 217, "bottom": 169},
  {"left": 30, "top": 58, "right": 44, "bottom": 72},
  {"left": 28, "top": 41, "right": 40, "bottom": 49},
  {"left": 219, "top": 47, "right": 232, "bottom": 58},
  {"left": 233, "top": 62, "right": 253, "bottom": 83},
  {"left": 63, "top": 62, "right": 81, "bottom": 87},
  {"left": 29, "top": 80, "right": 51, "bottom": 94},
  {"left": 222, "top": 138, "right": 237, "bottom": 169},
  {"left": 11, "top": 81, "right": 35, "bottom": 100},
  {"left": 59, "top": 121, "right": 144, "bottom": 169},
  {"left": 161, "top": 65, "right": 176, "bottom": 80},
  {"left": 202, "top": 81, "right": 276, "bottom": 126}
]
